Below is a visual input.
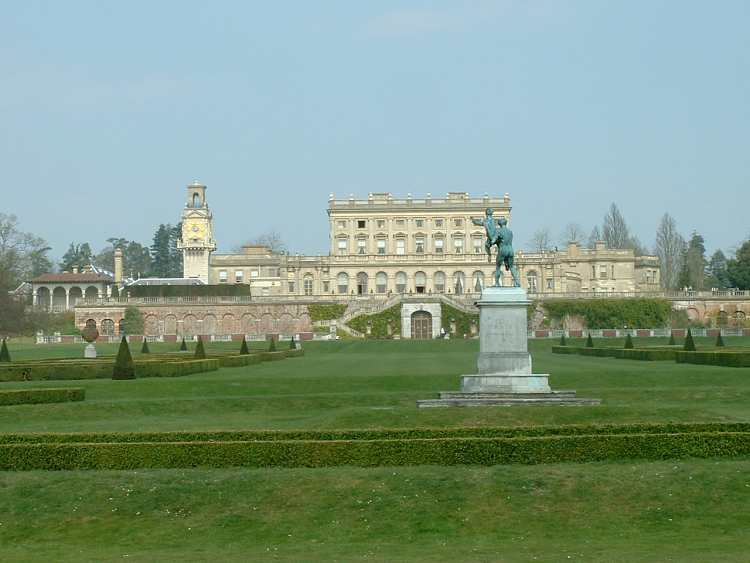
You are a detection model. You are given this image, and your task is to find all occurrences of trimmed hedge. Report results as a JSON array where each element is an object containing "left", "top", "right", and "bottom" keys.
[
  {"left": 0, "top": 431, "right": 748, "bottom": 471},
  {"left": 676, "top": 351, "right": 750, "bottom": 368},
  {"left": 552, "top": 346, "right": 677, "bottom": 361},
  {"left": 0, "top": 388, "right": 85, "bottom": 407},
  {"left": 0, "top": 359, "right": 219, "bottom": 382}
]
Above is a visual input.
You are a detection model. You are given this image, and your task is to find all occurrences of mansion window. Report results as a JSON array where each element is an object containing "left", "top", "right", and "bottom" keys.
[
  {"left": 473, "top": 238, "right": 483, "bottom": 254},
  {"left": 434, "top": 271, "right": 446, "bottom": 293},
  {"left": 434, "top": 238, "right": 444, "bottom": 254},
  {"left": 396, "top": 239, "right": 406, "bottom": 255},
  {"left": 337, "top": 220, "right": 347, "bottom": 229},
  {"left": 395, "top": 219, "right": 405, "bottom": 228},
  {"left": 250, "top": 269, "right": 259, "bottom": 278},
  {"left": 303, "top": 276, "right": 313, "bottom": 296},
  {"left": 395, "top": 271, "right": 407, "bottom": 293},
  {"left": 434, "top": 218, "right": 444, "bottom": 228},
  {"left": 527, "top": 271, "right": 538, "bottom": 292},
  {"left": 322, "top": 281, "right": 330, "bottom": 293},
  {"left": 357, "top": 220, "right": 366, "bottom": 229},
  {"left": 376, "top": 219, "right": 386, "bottom": 229},
  {"left": 235, "top": 270, "right": 244, "bottom": 283},
  {"left": 357, "top": 239, "right": 367, "bottom": 255},
  {"left": 376, "top": 272, "right": 387, "bottom": 294},
  {"left": 288, "top": 281, "right": 295, "bottom": 293},
  {"left": 547, "top": 279, "right": 554, "bottom": 290},
  {"left": 454, "top": 238, "right": 464, "bottom": 254},
  {"left": 611, "top": 265, "right": 616, "bottom": 279},
  {"left": 337, "top": 273, "right": 349, "bottom": 294},
  {"left": 453, "top": 218, "right": 463, "bottom": 227},
  {"left": 415, "top": 219, "right": 424, "bottom": 228},
  {"left": 599, "top": 266, "right": 608, "bottom": 279},
  {"left": 219, "top": 270, "right": 228, "bottom": 283},
  {"left": 415, "top": 237, "right": 425, "bottom": 254},
  {"left": 337, "top": 239, "right": 348, "bottom": 255},
  {"left": 377, "top": 239, "right": 386, "bottom": 255}
]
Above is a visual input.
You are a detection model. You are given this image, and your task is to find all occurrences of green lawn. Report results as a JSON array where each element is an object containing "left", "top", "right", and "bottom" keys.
[{"left": 1, "top": 338, "right": 749, "bottom": 561}]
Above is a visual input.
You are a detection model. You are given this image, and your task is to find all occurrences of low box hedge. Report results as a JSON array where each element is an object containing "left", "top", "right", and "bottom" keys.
[
  {"left": 0, "top": 388, "right": 85, "bottom": 407},
  {"left": 0, "top": 431, "right": 748, "bottom": 471},
  {"left": 676, "top": 351, "right": 750, "bottom": 368},
  {"left": 136, "top": 359, "right": 220, "bottom": 378},
  {"left": 552, "top": 346, "right": 677, "bottom": 361}
]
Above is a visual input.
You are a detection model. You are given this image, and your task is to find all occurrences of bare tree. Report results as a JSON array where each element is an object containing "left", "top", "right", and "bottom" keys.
[
  {"left": 560, "top": 223, "right": 586, "bottom": 246},
  {"left": 587, "top": 226, "right": 602, "bottom": 248},
  {"left": 236, "top": 230, "right": 287, "bottom": 254},
  {"left": 528, "top": 228, "right": 552, "bottom": 253},
  {"left": 602, "top": 203, "right": 631, "bottom": 249},
  {"left": 654, "top": 213, "right": 685, "bottom": 290}
]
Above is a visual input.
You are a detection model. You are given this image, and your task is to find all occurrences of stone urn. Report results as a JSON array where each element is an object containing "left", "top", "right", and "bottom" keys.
[{"left": 82, "top": 326, "right": 99, "bottom": 359}]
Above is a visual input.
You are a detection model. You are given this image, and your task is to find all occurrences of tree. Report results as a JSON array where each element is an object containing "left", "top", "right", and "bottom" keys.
[
  {"left": 602, "top": 203, "right": 631, "bottom": 249},
  {"left": 94, "top": 238, "right": 152, "bottom": 279},
  {"left": 150, "top": 223, "right": 183, "bottom": 278},
  {"left": 179, "top": 337, "right": 188, "bottom": 351},
  {"left": 528, "top": 228, "right": 552, "bottom": 252},
  {"left": 624, "top": 333, "right": 634, "bottom": 349},
  {"left": 706, "top": 250, "right": 731, "bottom": 289},
  {"left": 678, "top": 231, "right": 707, "bottom": 290},
  {"left": 585, "top": 333, "right": 594, "bottom": 348},
  {"left": 238, "top": 230, "right": 287, "bottom": 254},
  {"left": 122, "top": 306, "right": 144, "bottom": 335},
  {"left": 683, "top": 328, "right": 696, "bottom": 352},
  {"left": 194, "top": 336, "right": 206, "bottom": 359},
  {"left": 239, "top": 336, "right": 249, "bottom": 355},
  {"left": 587, "top": 226, "right": 602, "bottom": 249},
  {"left": 559, "top": 333, "right": 567, "bottom": 346},
  {"left": 141, "top": 339, "right": 150, "bottom": 354},
  {"left": 716, "top": 333, "right": 725, "bottom": 347},
  {"left": 727, "top": 240, "right": 750, "bottom": 290},
  {"left": 112, "top": 336, "right": 136, "bottom": 380},
  {"left": 289, "top": 336, "right": 296, "bottom": 350},
  {"left": 0, "top": 339, "right": 10, "bottom": 362},
  {"left": 268, "top": 337, "right": 276, "bottom": 352},
  {"left": 59, "top": 242, "right": 94, "bottom": 272},
  {"left": 668, "top": 331, "right": 676, "bottom": 345},
  {"left": 654, "top": 213, "right": 686, "bottom": 290},
  {"left": 560, "top": 223, "right": 586, "bottom": 246}
]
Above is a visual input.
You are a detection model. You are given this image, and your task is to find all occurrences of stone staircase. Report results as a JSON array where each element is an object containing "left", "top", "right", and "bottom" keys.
[{"left": 417, "top": 390, "right": 601, "bottom": 407}]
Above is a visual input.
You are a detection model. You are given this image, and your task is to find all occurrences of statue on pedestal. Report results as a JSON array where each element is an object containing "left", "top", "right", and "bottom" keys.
[{"left": 471, "top": 208, "right": 521, "bottom": 287}]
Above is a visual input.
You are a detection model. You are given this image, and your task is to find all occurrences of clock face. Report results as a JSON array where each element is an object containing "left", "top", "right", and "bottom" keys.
[{"left": 184, "top": 221, "right": 205, "bottom": 241}]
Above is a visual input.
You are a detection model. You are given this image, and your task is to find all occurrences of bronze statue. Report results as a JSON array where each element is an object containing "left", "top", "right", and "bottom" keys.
[{"left": 471, "top": 208, "right": 521, "bottom": 287}]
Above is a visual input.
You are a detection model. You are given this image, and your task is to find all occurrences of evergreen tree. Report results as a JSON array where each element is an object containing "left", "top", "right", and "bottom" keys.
[
  {"left": 668, "top": 331, "right": 676, "bottom": 346},
  {"left": 559, "top": 333, "right": 567, "bottom": 346},
  {"left": 110, "top": 284, "right": 120, "bottom": 298},
  {"left": 268, "top": 337, "right": 276, "bottom": 352},
  {"left": 678, "top": 232, "right": 707, "bottom": 289},
  {"left": 716, "top": 333, "right": 725, "bottom": 347},
  {"left": 706, "top": 250, "right": 731, "bottom": 289},
  {"left": 624, "top": 333, "right": 634, "bottom": 349},
  {"left": 289, "top": 336, "right": 296, "bottom": 350},
  {"left": 683, "top": 329, "right": 696, "bottom": 352},
  {"left": 727, "top": 240, "right": 750, "bottom": 290},
  {"left": 141, "top": 339, "right": 150, "bottom": 354},
  {"left": 0, "top": 339, "right": 10, "bottom": 362},
  {"left": 194, "top": 336, "right": 206, "bottom": 359},
  {"left": 239, "top": 336, "right": 249, "bottom": 355},
  {"left": 180, "top": 337, "right": 187, "bottom": 351},
  {"left": 122, "top": 306, "right": 144, "bottom": 335},
  {"left": 585, "top": 333, "right": 594, "bottom": 348},
  {"left": 112, "top": 336, "right": 136, "bottom": 379},
  {"left": 150, "top": 225, "right": 172, "bottom": 278},
  {"left": 59, "top": 242, "right": 94, "bottom": 272}
]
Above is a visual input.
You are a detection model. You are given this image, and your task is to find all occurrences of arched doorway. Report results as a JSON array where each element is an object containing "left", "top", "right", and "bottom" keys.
[{"left": 411, "top": 311, "right": 433, "bottom": 340}]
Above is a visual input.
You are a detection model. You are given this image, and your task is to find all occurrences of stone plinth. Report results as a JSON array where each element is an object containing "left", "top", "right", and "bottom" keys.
[
  {"left": 418, "top": 286, "right": 600, "bottom": 407},
  {"left": 84, "top": 343, "right": 97, "bottom": 358}
]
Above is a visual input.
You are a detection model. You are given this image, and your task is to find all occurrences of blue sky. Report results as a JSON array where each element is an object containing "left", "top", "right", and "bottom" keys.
[{"left": 2, "top": 1, "right": 748, "bottom": 261}]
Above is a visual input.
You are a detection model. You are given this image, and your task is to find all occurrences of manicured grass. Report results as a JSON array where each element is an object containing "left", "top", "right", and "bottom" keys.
[
  {"left": 1, "top": 458, "right": 749, "bottom": 561},
  {"left": 0, "top": 338, "right": 749, "bottom": 433}
]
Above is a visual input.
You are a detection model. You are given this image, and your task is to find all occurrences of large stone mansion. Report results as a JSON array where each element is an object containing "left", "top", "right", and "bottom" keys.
[{"left": 179, "top": 181, "right": 660, "bottom": 297}]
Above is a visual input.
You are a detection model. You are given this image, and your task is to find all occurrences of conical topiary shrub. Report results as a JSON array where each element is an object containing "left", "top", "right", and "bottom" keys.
[
  {"left": 289, "top": 336, "right": 296, "bottom": 350},
  {"left": 112, "top": 336, "right": 136, "bottom": 380},
  {"left": 716, "top": 333, "right": 725, "bottom": 347},
  {"left": 180, "top": 337, "right": 187, "bottom": 351},
  {"left": 585, "top": 333, "right": 594, "bottom": 348},
  {"left": 684, "top": 328, "right": 696, "bottom": 352},
  {"left": 268, "top": 337, "right": 276, "bottom": 352},
  {"left": 239, "top": 336, "right": 249, "bottom": 355},
  {"left": 194, "top": 336, "right": 206, "bottom": 359},
  {"left": 0, "top": 338, "right": 11, "bottom": 362},
  {"left": 668, "top": 331, "right": 676, "bottom": 346},
  {"left": 141, "top": 339, "right": 150, "bottom": 354},
  {"left": 624, "top": 333, "right": 634, "bottom": 349},
  {"left": 559, "top": 333, "right": 567, "bottom": 346}
]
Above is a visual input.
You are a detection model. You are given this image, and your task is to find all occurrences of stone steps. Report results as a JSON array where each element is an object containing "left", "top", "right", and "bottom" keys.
[
  {"left": 417, "top": 395, "right": 601, "bottom": 408},
  {"left": 439, "top": 390, "right": 579, "bottom": 400}
]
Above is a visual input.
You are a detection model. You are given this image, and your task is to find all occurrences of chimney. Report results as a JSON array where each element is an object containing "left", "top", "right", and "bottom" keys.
[
  {"left": 114, "top": 248, "right": 123, "bottom": 284},
  {"left": 72, "top": 266, "right": 79, "bottom": 274}
]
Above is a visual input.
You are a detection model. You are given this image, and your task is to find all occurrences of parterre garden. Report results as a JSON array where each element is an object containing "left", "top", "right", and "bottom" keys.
[{"left": 1, "top": 336, "right": 749, "bottom": 561}]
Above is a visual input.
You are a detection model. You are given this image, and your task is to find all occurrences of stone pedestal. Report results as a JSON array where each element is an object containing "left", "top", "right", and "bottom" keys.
[
  {"left": 417, "top": 286, "right": 600, "bottom": 407},
  {"left": 84, "top": 343, "right": 97, "bottom": 359}
]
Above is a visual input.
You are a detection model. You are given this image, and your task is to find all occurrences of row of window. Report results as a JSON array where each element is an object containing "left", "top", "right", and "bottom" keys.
[
  {"left": 337, "top": 218, "right": 468, "bottom": 230},
  {"left": 218, "top": 268, "right": 281, "bottom": 283},
  {"left": 337, "top": 236, "right": 485, "bottom": 256}
]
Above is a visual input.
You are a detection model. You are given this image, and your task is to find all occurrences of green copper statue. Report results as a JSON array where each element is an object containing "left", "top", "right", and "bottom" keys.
[{"left": 471, "top": 208, "right": 521, "bottom": 287}]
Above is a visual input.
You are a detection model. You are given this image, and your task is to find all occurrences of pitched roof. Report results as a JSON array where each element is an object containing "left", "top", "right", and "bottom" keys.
[{"left": 30, "top": 272, "right": 112, "bottom": 284}]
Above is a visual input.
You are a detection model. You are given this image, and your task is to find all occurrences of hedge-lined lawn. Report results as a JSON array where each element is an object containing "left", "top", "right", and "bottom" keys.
[
  {"left": 0, "top": 338, "right": 749, "bottom": 433},
  {"left": 1, "top": 458, "right": 749, "bottom": 562}
]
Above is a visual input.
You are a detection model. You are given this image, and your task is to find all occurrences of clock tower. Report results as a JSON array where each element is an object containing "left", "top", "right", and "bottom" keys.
[{"left": 177, "top": 181, "right": 216, "bottom": 282}]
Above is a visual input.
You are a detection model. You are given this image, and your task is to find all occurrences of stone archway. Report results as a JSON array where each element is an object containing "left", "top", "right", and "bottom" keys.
[
  {"left": 36, "top": 287, "right": 51, "bottom": 309},
  {"left": 52, "top": 287, "right": 67, "bottom": 310},
  {"left": 68, "top": 287, "right": 83, "bottom": 307},
  {"left": 411, "top": 311, "right": 433, "bottom": 340}
]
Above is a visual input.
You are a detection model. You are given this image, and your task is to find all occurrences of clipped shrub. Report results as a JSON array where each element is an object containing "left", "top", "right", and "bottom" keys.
[
  {"left": 239, "top": 336, "right": 249, "bottom": 355},
  {"left": 110, "top": 285, "right": 119, "bottom": 298},
  {"left": 716, "top": 333, "right": 725, "bottom": 347},
  {"left": 112, "top": 336, "right": 136, "bottom": 380},
  {"left": 676, "top": 351, "right": 750, "bottom": 368},
  {"left": 308, "top": 304, "right": 347, "bottom": 321},
  {"left": 684, "top": 328, "right": 696, "bottom": 352},
  {"left": 0, "top": 339, "right": 10, "bottom": 362},
  {"left": 668, "top": 331, "right": 676, "bottom": 346},
  {"left": 194, "top": 336, "right": 206, "bottom": 360},
  {"left": 179, "top": 338, "right": 187, "bottom": 351},
  {"left": 141, "top": 339, "right": 150, "bottom": 354},
  {"left": 585, "top": 333, "right": 594, "bottom": 348},
  {"left": 289, "top": 336, "right": 296, "bottom": 350},
  {"left": 624, "top": 334, "right": 634, "bottom": 349},
  {"left": 268, "top": 337, "right": 276, "bottom": 352},
  {"left": 559, "top": 333, "right": 567, "bottom": 346},
  {"left": 0, "top": 388, "right": 85, "bottom": 406},
  {"left": 122, "top": 306, "right": 144, "bottom": 335}
]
